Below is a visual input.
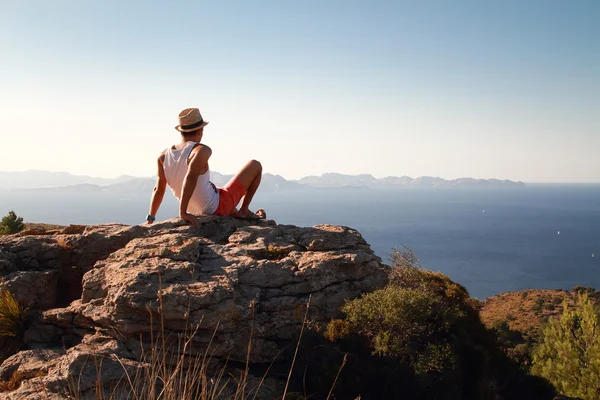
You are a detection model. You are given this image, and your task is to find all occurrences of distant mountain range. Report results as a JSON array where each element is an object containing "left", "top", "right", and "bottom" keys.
[
  {"left": 0, "top": 170, "right": 525, "bottom": 192},
  {"left": 0, "top": 171, "right": 139, "bottom": 189},
  {"left": 296, "top": 173, "right": 524, "bottom": 189}
]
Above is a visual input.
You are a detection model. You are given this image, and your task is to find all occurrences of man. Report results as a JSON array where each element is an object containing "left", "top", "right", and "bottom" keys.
[{"left": 146, "top": 107, "right": 265, "bottom": 227}]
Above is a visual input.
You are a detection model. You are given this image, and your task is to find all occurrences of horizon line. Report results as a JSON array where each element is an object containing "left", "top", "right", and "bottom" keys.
[{"left": 1, "top": 169, "right": 600, "bottom": 185}]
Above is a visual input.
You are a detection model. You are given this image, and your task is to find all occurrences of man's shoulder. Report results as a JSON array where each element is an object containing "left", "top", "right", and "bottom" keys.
[{"left": 191, "top": 143, "right": 212, "bottom": 154}]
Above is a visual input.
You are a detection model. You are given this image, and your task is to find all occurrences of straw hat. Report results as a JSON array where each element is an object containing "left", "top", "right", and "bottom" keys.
[{"left": 175, "top": 108, "right": 209, "bottom": 132}]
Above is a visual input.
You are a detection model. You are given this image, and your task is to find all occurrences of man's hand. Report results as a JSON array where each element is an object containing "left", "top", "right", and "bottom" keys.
[{"left": 180, "top": 212, "right": 200, "bottom": 228}]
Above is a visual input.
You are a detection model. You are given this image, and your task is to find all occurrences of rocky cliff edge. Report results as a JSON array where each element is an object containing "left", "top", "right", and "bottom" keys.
[{"left": 0, "top": 217, "right": 388, "bottom": 399}]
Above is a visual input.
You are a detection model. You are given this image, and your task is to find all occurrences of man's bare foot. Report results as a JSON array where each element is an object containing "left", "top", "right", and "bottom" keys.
[{"left": 235, "top": 208, "right": 267, "bottom": 220}]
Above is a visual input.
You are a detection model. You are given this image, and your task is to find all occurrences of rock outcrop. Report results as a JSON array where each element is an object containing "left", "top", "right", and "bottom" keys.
[{"left": 0, "top": 217, "right": 388, "bottom": 399}]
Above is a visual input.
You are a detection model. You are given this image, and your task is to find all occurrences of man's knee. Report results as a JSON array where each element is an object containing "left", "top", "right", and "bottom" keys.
[{"left": 250, "top": 159, "right": 262, "bottom": 172}]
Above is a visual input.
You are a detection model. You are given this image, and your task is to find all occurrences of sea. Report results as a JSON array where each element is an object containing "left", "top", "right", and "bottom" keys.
[{"left": 1, "top": 184, "right": 599, "bottom": 300}]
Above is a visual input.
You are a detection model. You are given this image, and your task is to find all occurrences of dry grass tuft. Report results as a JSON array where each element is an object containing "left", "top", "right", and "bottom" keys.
[
  {"left": 0, "top": 290, "right": 27, "bottom": 339},
  {"left": 65, "top": 275, "right": 340, "bottom": 400}
]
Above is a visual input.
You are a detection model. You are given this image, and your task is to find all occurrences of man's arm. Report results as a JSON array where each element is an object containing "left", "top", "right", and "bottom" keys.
[
  {"left": 179, "top": 145, "right": 212, "bottom": 227},
  {"left": 146, "top": 153, "right": 167, "bottom": 224}
]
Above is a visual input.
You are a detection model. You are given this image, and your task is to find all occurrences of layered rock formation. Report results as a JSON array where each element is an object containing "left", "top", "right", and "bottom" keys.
[{"left": 0, "top": 217, "right": 387, "bottom": 399}]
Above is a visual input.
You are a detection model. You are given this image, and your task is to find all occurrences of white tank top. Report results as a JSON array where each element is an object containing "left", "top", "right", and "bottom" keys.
[{"left": 163, "top": 141, "right": 219, "bottom": 215}]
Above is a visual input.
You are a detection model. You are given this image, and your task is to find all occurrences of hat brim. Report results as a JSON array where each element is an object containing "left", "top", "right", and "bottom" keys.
[{"left": 175, "top": 121, "right": 209, "bottom": 132}]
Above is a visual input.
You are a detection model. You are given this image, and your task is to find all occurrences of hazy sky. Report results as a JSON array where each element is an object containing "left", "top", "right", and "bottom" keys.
[{"left": 1, "top": 1, "right": 598, "bottom": 182}]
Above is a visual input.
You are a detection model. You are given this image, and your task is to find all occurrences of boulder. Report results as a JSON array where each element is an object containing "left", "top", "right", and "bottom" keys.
[
  {"left": 0, "top": 216, "right": 388, "bottom": 399},
  {"left": 0, "top": 271, "right": 58, "bottom": 310}
]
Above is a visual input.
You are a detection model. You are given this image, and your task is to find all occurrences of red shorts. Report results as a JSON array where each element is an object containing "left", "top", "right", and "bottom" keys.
[{"left": 213, "top": 177, "right": 247, "bottom": 216}]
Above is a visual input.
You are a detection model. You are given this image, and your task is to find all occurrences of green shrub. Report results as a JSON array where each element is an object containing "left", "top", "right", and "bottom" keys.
[
  {"left": 509, "top": 343, "right": 533, "bottom": 367},
  {"left": 571, "top": 285, "right": 595, "bottom": 295},
  {"left": 493, "top": 320, "right": 509, "bottom": 331},
  {"left": 492, "top": 320, "right": 524, "bottom": 348},
  {"left": 532, "top": 294, "right": 600, "bottom": 400},
  {"left": 0, "top": 211, "right": 25, "bottom": 235},
  {"left": 315, "top": 247, "right": 557, "bottom": 400},
  {"left": 322, "top": 282, "right": 468, "bottom": 398},
  {"left": 327, "top": 286, "right": 457, "bottom": 366},
  {"left": 388, "top": 247, "right": 480, "bottom": 318}
]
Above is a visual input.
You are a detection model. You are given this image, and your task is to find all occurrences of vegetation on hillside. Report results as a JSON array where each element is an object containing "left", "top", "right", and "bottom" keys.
[
  {"left": 481, "top": 286, "right": 600, "bottom": 370},
  {"left": 0, "top": 211, "right": 25, "bottom": 235},
  {"left": 3, "top": 218, "right": 596, "bottom": 398},
  {"left": 288, "top": 248, "right": 556, "bottom": 400},
  {"left": 531, "top": 293, "right": 600, "bottom": 400}
]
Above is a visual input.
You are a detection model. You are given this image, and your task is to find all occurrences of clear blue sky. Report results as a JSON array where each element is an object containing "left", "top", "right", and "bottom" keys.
[{"left": 1, "top": 0, "right": 598, "bottom": 182}]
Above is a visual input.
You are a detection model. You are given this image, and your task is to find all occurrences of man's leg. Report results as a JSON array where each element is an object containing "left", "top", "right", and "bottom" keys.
[
  {"left": 228, "top": 207, "right": 239, "bottom": 216},
  {"left": 232, "top": 160, "right": 263, "bottom": 217}
]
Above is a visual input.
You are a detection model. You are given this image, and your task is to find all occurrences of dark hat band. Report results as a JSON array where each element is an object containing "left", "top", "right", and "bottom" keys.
[{"left": 181, "top": 119, "right": 205, "bottom": 130}]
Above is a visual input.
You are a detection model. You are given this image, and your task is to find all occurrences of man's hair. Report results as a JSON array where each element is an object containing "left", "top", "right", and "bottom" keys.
[{"left": 181, "top": 129, "right": 201, "bottom": 137}]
